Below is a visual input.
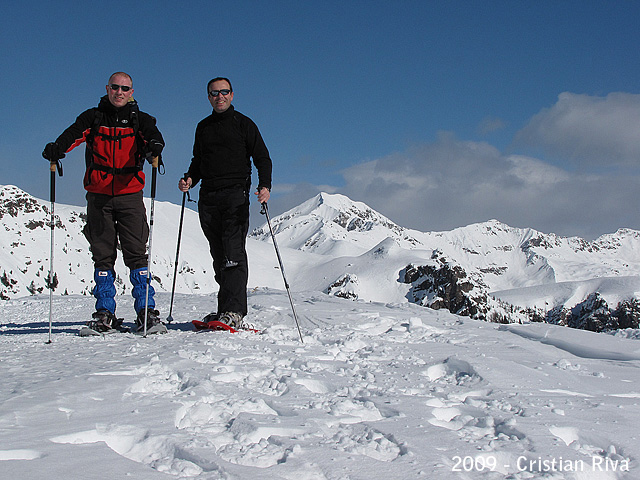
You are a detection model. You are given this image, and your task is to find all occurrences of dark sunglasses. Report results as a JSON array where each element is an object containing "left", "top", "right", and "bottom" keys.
[
  {"left": 109, "top": 84, "right": 132, "bottom": 92},
  {"left": 209, "top": 89, "right": 231, "bottom": 97}
]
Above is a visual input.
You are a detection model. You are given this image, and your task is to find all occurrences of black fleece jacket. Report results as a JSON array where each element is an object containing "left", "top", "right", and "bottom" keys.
[{"left": 187, "top": 105, "right": 272, "bottom": 192}]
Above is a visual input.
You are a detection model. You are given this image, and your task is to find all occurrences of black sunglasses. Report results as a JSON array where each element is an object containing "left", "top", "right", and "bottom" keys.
[
  {"left": 109, "top": 84, "right": 132, "bottom": 92},
  {"left": 209, "top": 89, "right": 231, "bottom": 97}
]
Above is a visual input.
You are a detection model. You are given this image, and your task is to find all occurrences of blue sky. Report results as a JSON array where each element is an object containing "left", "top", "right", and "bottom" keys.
[{"left": 1, "top": 0, "right": 639, "bottom": 239}]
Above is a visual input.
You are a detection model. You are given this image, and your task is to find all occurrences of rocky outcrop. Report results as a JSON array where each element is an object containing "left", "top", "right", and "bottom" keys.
[
  {"left": 400, "top": 258, "right": 489, "bottom": 319},
  {"left": 547, "top": 293, "right": 640, "bottom": 332},
  {"left": 401, "top": 259, "right": 639, "bottom": 332}
]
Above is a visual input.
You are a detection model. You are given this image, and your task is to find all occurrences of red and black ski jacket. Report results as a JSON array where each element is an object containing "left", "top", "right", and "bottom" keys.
[{"left": 55, "top": 96, "right": 164, "bottom": 196}]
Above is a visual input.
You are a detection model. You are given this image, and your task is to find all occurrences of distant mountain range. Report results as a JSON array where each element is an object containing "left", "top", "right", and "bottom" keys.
[{"left": 2, "top": 185, "right": 638, "bottom": 330}]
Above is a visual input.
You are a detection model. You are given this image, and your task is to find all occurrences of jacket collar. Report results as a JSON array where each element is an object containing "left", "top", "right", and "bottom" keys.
[
  {"left": 211, "top": 104, "right": 235, "bottom": 119},
  {"left": 98, "top": 95, "right": 137, "bottom": 114}
]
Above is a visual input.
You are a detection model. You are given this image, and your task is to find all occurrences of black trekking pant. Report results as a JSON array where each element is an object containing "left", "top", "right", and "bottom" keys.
[
  {"left": 84, "top": 191, "right": 149, "bottom": 271},
  {"left": 198, "top": 186, "right": 250, "bottom": 316}
]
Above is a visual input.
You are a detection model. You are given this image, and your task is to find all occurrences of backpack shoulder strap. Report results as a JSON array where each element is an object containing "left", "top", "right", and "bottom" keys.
[
  {"left": 86, "top": 109, "right": 103, "bottom": 146},
  {"left": 129, "top": 101, "right": 146, "bottom": 162}
]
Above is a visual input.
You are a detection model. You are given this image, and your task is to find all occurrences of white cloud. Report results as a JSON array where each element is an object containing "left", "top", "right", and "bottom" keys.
[
  {"left": 333, "top": 134, "right": 638, "bottom": 239},
  {"left": 514, "top": 92, "right": 640, "bottom": 167}
]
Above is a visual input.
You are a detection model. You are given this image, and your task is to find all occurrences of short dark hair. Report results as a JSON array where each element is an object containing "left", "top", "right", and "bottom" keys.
[{"left": 207, "top": 77, "right": 233, "bottom": 92}]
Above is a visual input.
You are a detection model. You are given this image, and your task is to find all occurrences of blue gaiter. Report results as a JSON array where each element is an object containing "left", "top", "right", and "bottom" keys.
[
  {"left": 93, "top": 269, "right": 116, "bottom": 313},
  {"left": 130, "top": 267, "right": 155, "bottom": 313}
]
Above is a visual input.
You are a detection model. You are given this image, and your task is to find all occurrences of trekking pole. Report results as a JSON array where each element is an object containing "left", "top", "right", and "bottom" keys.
[
  {"left": 143, "top": 156, "right": 159, "bottom": 337},
  {"left": 260, "top": 202, "right": 303, "bottom": 343},
  {"left": 46, "top": 160, "right": 62, "bottom": 344},
  {"left": 166, "top": 177, "right": 191, "bottom": 323}
]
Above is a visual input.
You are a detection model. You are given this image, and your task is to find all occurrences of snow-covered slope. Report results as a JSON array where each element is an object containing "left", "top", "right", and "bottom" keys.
[
  {"left": 492, "top": 276, "right": 640, "bottom": 311},
  {"left": 0, "top": 292, "right": 638, "bottom": 479}
]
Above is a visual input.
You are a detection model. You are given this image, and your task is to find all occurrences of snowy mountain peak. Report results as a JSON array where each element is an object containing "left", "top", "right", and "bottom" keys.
[
  {"left": 287, "top": 192, "right": 402, "bottom": 230},
  {"left": 250, "top": 192, "right": 424, "bottom": 255}
]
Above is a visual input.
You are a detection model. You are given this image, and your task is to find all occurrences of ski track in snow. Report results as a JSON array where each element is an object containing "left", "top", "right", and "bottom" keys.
[{"left": 0, "top": 290, "right": 639, "bottom": 479}]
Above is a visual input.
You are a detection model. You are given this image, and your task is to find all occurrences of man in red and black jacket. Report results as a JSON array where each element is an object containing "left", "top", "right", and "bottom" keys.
[{"left": 43, "top": 72, "right": 165, "bottom": 334}]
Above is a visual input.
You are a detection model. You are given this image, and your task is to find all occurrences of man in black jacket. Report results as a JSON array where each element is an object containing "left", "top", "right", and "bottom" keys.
[{"left": 179, "top": 77, "right": 272, "bottom": 328}]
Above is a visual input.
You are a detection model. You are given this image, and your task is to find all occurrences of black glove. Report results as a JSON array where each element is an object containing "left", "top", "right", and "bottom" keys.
[
  {"left": 148, "top": 139, "right": 164, "bottom": 158},
  {"left": 42, "top": 142, "right": 65, "bottom": 161}
]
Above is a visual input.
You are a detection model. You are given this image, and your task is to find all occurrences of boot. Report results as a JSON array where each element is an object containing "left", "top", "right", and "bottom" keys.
[
  {"left": 218, "top": 312, "right": 244, "bottom": 329},
  {"left": 87, "top": 310, "right": 122, "bottom": 333},
  {"left": 135, "top": 308, "right": 167, "bottom": 334}
]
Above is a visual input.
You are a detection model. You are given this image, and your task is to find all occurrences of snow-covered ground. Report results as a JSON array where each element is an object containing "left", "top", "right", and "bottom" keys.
[{"left": 1, "top": 290, "right": 638, "bottom": 479}]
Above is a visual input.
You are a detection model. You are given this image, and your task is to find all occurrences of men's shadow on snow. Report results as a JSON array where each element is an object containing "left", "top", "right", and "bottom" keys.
[
  {"left": 1, "top": 321, "right": 198, "bottom": 335},
  {"left": 166, "top": 322, "right": 196, "bottom": 332},
  {"left": 0, "top": 321, "right": 83, "bottom": 335}
]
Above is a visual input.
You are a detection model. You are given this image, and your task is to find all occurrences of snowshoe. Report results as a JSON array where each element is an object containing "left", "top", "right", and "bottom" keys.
[
  {"left": 192, "top": 312, "right": 259, "bottom": 333},
  {"left": 79, "top": 310, "right": 127, "bottom": 337},
  {"left": 193, "top": 319, "right": 239, "bottom": 333}
]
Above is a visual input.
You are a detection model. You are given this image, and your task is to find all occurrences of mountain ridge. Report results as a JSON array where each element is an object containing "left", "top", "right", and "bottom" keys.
[
  {"left": 251, "top": 192, "right": 639, "bottom": 291},
  {"left": 1, "top": 184, "right": 638, "bottom": 330}
]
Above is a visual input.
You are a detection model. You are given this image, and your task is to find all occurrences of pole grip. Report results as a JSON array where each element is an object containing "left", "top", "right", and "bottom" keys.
[
  {"left": 150, "top": 157, "right": 158, "bottom": 199},
  {"left": 50, "top": 164, "right": 56, "bottom": 203}
]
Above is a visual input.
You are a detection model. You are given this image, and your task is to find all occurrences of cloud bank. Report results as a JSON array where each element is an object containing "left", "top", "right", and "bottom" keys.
[
  {"left": 514, "top": 92, "right": 640, "bottom": 168},
  {"left": 270, "top": 92, "right": 640, "bottom": 239}
]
